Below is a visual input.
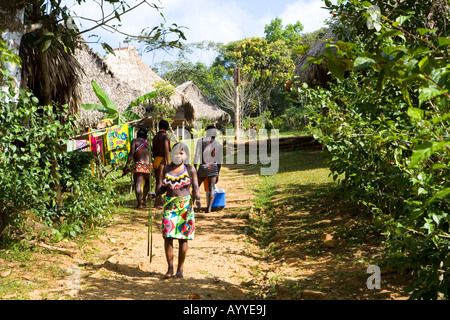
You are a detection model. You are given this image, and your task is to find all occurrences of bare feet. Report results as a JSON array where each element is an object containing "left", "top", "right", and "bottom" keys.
[{"left": 164, "top": 267, "right": 173, "bottom": 279}]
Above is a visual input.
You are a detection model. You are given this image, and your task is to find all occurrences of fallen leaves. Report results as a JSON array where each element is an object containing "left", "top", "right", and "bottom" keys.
[
  {"left": 1, "top": 269, "right": 11, "bottom": 277},
  {"left": 188, "top": 293, "right": 201, "bottom": 300}
]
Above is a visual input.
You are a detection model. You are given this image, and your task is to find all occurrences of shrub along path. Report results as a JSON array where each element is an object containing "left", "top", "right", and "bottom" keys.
[{"left": 0, "top": 149, "right": 412, "bottom": 300}]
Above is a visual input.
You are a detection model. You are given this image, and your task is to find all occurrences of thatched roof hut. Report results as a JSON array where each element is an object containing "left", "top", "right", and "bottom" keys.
[
  {"left": 293, "top": 25, "right": 337, "bottom": 89},
  {"left": 74, "top": 41, "right": 144, "bottom": 129},
  {"left": 103, "top": 46, "right": 196, "bottom": 127},
  {"left": 19, "top": 33, "right": 82, "bottom": 122},
  {"left": 176, "top": 81, "right": 231, "bottom": 128}
]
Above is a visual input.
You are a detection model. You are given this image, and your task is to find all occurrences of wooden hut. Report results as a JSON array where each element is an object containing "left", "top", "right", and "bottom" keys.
[
  {"left": 176, "top": 81, "right": 231, "bottom": 129},
  {"left": 293, "top": 25, "right": 337, "bottom": 89},
  {"left": 103, "top": 46, "right": 196, "bottom": 128},
  {"left": 74, "top": 41, "right": 145, "bottom": 129}
]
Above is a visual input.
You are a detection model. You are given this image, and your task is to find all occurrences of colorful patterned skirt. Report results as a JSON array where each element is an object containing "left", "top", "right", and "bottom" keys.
[
  {"left": 133, "top": 160, "right": 150, "bottom": 174},
  {"left": 162, "top": 195, "right": 195, "bottom": 240}
]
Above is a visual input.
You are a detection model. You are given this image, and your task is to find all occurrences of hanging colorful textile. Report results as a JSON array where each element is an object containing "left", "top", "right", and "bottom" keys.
[
  {"left": 106, "top": 123, "right": 130, "bottom": 152},
  {"left": 105, "top": 123, "right": 130, "bottom": 164},
  {"left": 67, "top": 140, "right": 89, "bottom": 152},
  {"left": 90, "top": 133, "right": 105, "bottom": 163}
]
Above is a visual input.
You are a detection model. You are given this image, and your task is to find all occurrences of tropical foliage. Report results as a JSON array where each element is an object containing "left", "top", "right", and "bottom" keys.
[
  {"left": 81, "top": 80, "right": 157, "bottom": 125},
  {"left": 0, "top": 40, "right": 115, "bottom": 242},
  {"left": 296, "top": 0, "right": 449, "bottom": 299}
]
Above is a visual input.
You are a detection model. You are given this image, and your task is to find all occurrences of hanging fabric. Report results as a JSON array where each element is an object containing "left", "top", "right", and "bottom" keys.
[{"left": 105, "top": 123, "right": 131, "bottom": 164}]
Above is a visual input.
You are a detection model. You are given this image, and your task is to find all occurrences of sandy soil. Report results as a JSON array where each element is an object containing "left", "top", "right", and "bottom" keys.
[{"left": 2, "top": 157, "right": 411, "bottom": 300}]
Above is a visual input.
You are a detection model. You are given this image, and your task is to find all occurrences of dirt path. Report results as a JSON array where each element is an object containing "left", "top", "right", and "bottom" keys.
[
  {"left": 65, "top": 164, "right": 264, "bottom": 300},
  {"left": 2, "top": 150, "right": 411, "bottom": 300}
]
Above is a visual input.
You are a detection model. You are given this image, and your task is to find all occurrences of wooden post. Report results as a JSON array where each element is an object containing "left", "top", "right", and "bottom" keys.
[
  {"left": 182, "top": 121, "right": 185, "bottom": 141},
  {"left": 234, "top": 67, "right": 241, "bottom": 142}
]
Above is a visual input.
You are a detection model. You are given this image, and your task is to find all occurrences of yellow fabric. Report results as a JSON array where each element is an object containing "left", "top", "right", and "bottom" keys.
[
  {"left": 153, "top": 156, "right": 164, "bottom": 170},
  {"left": 106, "top": 123, "right": 130, "bottom": 152}
]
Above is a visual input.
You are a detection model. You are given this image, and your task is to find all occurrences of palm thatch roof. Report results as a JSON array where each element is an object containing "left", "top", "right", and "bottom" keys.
[
  {"left": 103, "top": 46, "right": 195, "bottom": 127},
  {"left": 74, "top": 41, "right": 145, "bottom": 129},
  {"left": 19, "top": 33, "right": 82, "bottom": 121},
  {"left": 176, "top": 81, "right": 231, "bottom": 128},
  {"left": 293, "top": 24, "right": 337, "bottom": 89}
]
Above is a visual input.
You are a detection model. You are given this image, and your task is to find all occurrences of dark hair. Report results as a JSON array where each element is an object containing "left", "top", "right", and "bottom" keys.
[
  {"left": 172, "top": 142, "right": 190, "bottom": 165},
  {"left": 159, "top": 119, "right": 169, "bottom": 130},
  {"left": 137, "top": 128, "right": 148, "bottom": 138},
  {"left": 205, "top": 125, "right": 217, "bottom": 138}
]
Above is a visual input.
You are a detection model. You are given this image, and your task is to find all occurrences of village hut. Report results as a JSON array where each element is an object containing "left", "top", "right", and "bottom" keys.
[
  {"left": 19, "top": 33, "right": 82, "bottom": 122},
  {"left": 103, "top": 46, "right": 195, "bottom": 128},
  {"left": 293, "top": 24, "right": 337, "bottom": 89},
  {"left": 176, "top": 81, "right": 231, "bottom": 129},
  {"left": 74, "top": 41, "right": 145, "bottom": 129}
]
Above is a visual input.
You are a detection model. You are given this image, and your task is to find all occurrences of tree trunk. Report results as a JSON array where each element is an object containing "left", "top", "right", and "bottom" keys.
[
  {"left": 1, "top": 2, "right": 63, "bottom": 208},
  {"left": 37, "top": 50, "right": 63, "bottom": 207},
  {"left": 234, "top": 67, "right": 241, "bottom": 142},
  {"left": 0, "top": 2, "right": 26, "bottom": 95}
]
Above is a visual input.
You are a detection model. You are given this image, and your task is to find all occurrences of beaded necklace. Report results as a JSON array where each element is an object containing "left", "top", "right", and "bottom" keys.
[{"left": 163, "top": 164, "right": 191, "bottom": 190}]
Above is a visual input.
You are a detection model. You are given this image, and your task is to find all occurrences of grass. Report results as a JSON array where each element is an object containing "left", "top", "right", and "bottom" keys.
[
  {"left": 243, "top": 148, "right": 412, "bottom": 299},
  {"left": 247, "top": 149, "right": 337, "bottom": 249}
]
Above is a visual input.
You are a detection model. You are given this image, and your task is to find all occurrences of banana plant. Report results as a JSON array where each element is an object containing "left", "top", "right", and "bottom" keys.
[{"left": 82, "top": 80, "right": 158, "bottom": 125}]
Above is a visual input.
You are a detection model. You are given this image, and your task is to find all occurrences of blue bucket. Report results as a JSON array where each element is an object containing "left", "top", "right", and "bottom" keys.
[{"left": 212, "top": 188, "right": 226, "bottom": 208}]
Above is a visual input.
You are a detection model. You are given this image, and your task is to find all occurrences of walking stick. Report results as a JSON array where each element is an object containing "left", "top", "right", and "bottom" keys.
[{"left": 147, "top": 128, "right": 153, "bottom": 263}]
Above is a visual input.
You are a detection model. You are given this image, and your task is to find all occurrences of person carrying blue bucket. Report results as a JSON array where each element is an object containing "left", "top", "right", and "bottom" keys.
[{"left": 194, "top": 125, "right": 223, "bottom": 213}]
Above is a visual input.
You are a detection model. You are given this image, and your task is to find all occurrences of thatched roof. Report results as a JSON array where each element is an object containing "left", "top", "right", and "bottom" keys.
[
  {"left": 20, "top": 33, "right": 82, "bottom": 121},
  {"left": 103, "top": 46, "right": 196, "bottom": 127},
  {"left": 74, "top": 41, "right": 145, "bottom": 129},
  {"left": 293, "top": 25, "right": 337, "bottom": 88},
  {"left": 176, "top": 81, "right": 231, "bottom": 128}
]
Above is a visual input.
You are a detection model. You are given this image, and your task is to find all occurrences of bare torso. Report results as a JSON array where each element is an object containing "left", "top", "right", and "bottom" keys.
[
  {"left": 152, "top": 131, "right": 171, "bottom": 159},
  {"left": 131, "top": 138, "right": 150, "bottom": 163}
]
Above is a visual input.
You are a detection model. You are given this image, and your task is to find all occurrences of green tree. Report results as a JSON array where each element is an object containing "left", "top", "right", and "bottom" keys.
[
  {"left": 264, "top": 17, "right": 304, "bottom": 47},
  {"left": 81, "top": 80, "right": 157, "bottom": 125},
  {"left": 231, "top": 37, "right": 294, "bottom": 115},
  {"left": 156, "top": 60, "right": 228, "bottom": 105},
  {"left": 298, "top": 0, "right": 449, "bottom": 299}
]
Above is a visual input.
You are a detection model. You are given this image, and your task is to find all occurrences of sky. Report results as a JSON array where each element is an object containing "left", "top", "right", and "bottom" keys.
[{"left": 65, "top": 0, "right": 332, "bottom": 67}]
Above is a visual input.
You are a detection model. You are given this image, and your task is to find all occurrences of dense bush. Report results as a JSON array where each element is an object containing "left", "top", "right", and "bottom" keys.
[
  {"left": 0, "top": 41, "right": 115, "bottom": 241},
  {"left": 297, "top": 0, "right": 449, "bottom": 299}
]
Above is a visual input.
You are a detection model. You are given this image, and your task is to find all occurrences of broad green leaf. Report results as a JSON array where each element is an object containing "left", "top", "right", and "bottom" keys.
[
  {"left": 427, "top": 188, "right": 450, "bottom": 205},
  {"left": 438, "top": 37, "right": 450, "bottom": 47},
  {"left": 409, "top": 140, "right": 449, "bottom": 168},
  {"left": 294, "top": 45, "right": 310, "bottom": 55},
  {"left": 90, "top": 80, "right": 117, "bottom": 113},
  {"left": 81, "top": 103, "right": 104, "bottom": 111},
  {"left": 40, "top": 39, "right": 52, "bottom": 52},
  {"left": 407, "top": 107, "right": 424, "bottom": 120},
  {"left": 378, "top": 30, "right": 402, "bottom": 41},
  {"left": 354, "top": 56, "right": 377, "bottom": 70},
  {"left": 409, "top": 208, "right": 424, "bottom": 220},
  {"left": 101, "top": 42, "right": 115, "bottom": 55},
  {"left": 327, "top": 58, "right": 346, "bottom": 80},
  {"left": 122, "top": 110, "right": 140, "bottom": 121},
  {"left": 419, "top": 87, "right": 448, "bottom": 106},
  {"left": 417, "top": 28, "right": 437, "bottom": 35},
  {"left": 431, "top": 112, "right": 450, "bottom": 124},
  {"left": 418, "top": 56, "right": 429, "bottom": 72},
  {"left": 393, "top": 15, "right": 411, "bottom": 27},
  {"left": 128, "top": 90, "right": 158, "bottom": 109}
]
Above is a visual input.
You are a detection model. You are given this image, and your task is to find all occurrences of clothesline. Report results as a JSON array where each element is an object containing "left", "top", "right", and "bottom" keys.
[{"left": 70, "top": 116, "right": 154, "bottom": 141}]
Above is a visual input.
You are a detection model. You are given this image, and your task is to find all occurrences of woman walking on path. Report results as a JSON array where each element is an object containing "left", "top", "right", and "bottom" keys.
[
  {"left": 123, "top": 128, "right": 150, "bottom": 209},
  {"left": 151, "top": 120, "right": 171, "bottom": 209},
  {"left": 149, "top": 142, "right": 201, "bottom": 279},
  {"left": 194, "top": 125, "right": 222, "bottom": 213}
]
